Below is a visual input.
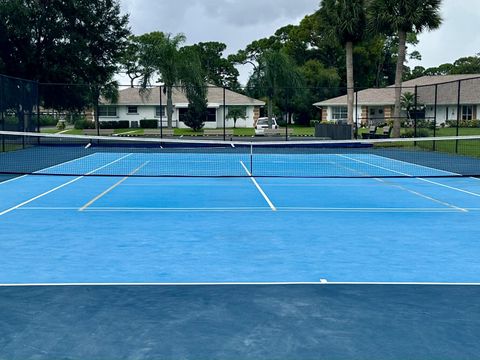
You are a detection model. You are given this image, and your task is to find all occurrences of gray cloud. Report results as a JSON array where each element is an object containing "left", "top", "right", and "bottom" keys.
[
  {"left": 119, "top": 0, "right": 478, "bottom": 85},
  {"left": 120, "top": 0, "right": 319, "bottom": 49},
  {"left": 119, "top": 0, "right": 319, "bottom": 84},
  {"left": 407, "top": 0, "right": 480, "bottom": 69}
]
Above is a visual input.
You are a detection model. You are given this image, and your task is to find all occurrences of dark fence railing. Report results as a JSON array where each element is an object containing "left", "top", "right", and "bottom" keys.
[{"left": 1, "top": 74, "right": 480, "bottom": 145}]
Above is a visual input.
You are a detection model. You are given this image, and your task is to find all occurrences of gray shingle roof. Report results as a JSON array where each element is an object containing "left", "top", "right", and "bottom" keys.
[
  {"left": 101, "top": 86, "right": 265, "bottom": 106},
  {"left": 314, "top": 75, "right": 480, "bottom": 107}
]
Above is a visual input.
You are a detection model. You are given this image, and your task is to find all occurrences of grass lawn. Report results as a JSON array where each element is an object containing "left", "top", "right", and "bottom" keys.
[
  {"left": 233, "top": 128, "right": 254, "bottom": 136},
  {"left": 370, "top": 127, "right": 480, "bottom": 158},
  {"left": 288, "top": 125, "right": 315, "bottom": 136},
  {"left": 174, "top": 128, "right": 204, "bottom": 136},
  {"left": 113, "top": 128, "right": 143, "bottom": 135}
]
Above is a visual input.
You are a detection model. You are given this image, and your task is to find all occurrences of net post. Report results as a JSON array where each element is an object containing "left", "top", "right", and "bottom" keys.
[
  {"left": 159, "top": 85, "right": 163, "bottom": 138},
  {"left": 433, "top": 84, "right": 438, "bottom": 150},
  {"left": 223, "top": 86, "right": 226, "bottom": 141},
  {"left": 285, "top": 91, "right": 289, "bottom": 142},
  {"left": 456, "top": 80, "right": 461, "bottom": 153}
]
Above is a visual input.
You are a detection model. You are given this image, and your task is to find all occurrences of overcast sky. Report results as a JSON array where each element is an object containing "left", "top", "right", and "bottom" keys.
[{"left": 119, "top": 0, "right": 480, "bottom": 85}]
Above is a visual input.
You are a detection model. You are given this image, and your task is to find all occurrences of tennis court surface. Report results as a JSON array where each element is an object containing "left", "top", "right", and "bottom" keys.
[{"left": 1, "top": 131, "right": 480, "bottom": 359}]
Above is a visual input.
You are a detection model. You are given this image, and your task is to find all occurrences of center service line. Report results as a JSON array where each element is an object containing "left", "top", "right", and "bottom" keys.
[
  {"left": 79, "top": 161, "right": 150, "bottom": 212},
  {"left": 240, "top": 161, "right": 277, "bottom": 211}
]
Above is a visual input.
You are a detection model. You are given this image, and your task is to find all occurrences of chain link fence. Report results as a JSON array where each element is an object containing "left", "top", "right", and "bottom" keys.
[{"left": 2, "top": 74, "right": 480, "bottom": 144}]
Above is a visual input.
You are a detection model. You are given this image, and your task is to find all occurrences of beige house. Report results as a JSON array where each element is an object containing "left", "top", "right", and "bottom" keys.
[
  {"left": 314, "top": 74, "right": 480, "bottom": 126},
  {"left": 98, "top": 86, "right": 264, "bottom": 129}
]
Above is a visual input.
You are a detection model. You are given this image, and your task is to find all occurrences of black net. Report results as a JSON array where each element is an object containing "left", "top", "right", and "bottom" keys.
[{"left": 1, "top": 131, "right": 480, "bottom": 178}]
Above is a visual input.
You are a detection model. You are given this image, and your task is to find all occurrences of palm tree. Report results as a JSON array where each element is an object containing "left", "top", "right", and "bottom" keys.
[
  {"left": 369, "top": 0, "right": 442, "bottom": 137},
  {"left": 320, "top": 0, "right": 366, "bottom": 127},
  {"left": 400, "top": 91, "right": 415, "bottom": 122},
  {"left": 251, "top": 50, "right": 303, "bottom": 128},
  {"left": 137, "top": 32, "right": 204, "bottom": 129}
]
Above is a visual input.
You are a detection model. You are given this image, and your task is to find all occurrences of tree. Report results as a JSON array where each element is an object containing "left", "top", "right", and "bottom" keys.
[
  {"left": 369, "top": 0, "right": 442, "bottom": 137},
  {"left": 401, "top": 91, "right": 415, "bottom": 121},
  {"left": 120, "top": 36, "right": 144, "bottom": 87},
  {"left": 226, "top": 106, "right": 247, "bottom": 128},
  {"left": 248, "top": 50, "right": 303, "bottom": 128},
  {"left": 137, "top": 32, "right": 204, "bottom": 129},
  {"left": 186, "top": 42, "right": 240, "bottom": 89},
  {"left": 0, "top": 0, "right": 130, "bottom": 111},
  {"left": 319, "top": 0, "right": 366, "bottom": 127}
]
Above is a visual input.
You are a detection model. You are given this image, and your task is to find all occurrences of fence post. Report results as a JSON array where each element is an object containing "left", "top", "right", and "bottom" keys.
[
  {"left": 0, "top": 75, "right": 4, "bottom": 152},
  {"left": 285, "top": 91, "right": 289, "bottom": 141},
  {"left": 412, "top": 85, "right": 418, "bottom": 147},
  {"left": 433, "top": 84, "right": 438, "bottom": 150},
  {"left": 456, "top": 80, "right": 461, "bottom": 153},
  {"left": 36, "top": 81, "right": 41, "bottom": 133},
  {"left": 159, "top": 85, "right": 163, "bottom": 138},
  {"left": 223, "top": 86, "right": 226, "bottom": 141},
  {"left": 355, "top": 90, "right": 359, "bottom": 139}
]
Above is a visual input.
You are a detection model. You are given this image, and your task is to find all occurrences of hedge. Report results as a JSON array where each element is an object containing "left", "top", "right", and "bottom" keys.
[
  {"left": 140, "top": 119, "right": 158, "bottom": 129},
  {"left": 100, "top": 120, "right": 130, "bottom": 129}
]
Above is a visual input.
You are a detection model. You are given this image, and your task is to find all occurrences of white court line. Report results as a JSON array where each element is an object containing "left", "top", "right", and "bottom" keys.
[
  {"left": 420, "top": 178, "right": 480, "bottom": 198},
  {"left": 338, "top": 154, "right": 480, "bottom": 199},
  {"left": 0, "top": 153, "right": 99, "bottom": 186},
  {"left": 18, "top": 206, "right": 477, "bottom": 213},
  {"left": 79, "top": 161, "right": 150, "bottom": 211},
  {"left": 240, "top": 161, "right": 276, "bottom": 211},
  {"left": 372, "top": 178, "right": 467, "bottom": 212},
  {"left": 34, "top": 152, "right": 99, "bottom": 173},
  {"left": 0, "top": 175, "right": 28, "bottom": 185},
  {"left": 19, "top": 207, "right": 272, "bottom": 212},
  {"left": 0, "top": 154, "right": 133, "bottom": 217},
  {"left": 337, "top": 154, "right": 467, "bottom": 212},
  {"left": 0, "top": 281, "right": 479, "bottom": 287},
  {"left": 367, "top": 154, "right": 460, "bottom": 176}
]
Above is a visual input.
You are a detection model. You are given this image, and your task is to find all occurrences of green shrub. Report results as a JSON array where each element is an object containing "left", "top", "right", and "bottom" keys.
[
  {"left": 74, "top": 118, "right": 95, "bottom": 130},
  {"left": 56, "top": 120, "right": 66, "bottom": 130},
  {"left": 39, "top": 115, "right": 57, "bottom": 126},
  {"left": 402, "top": 128, "right": 430, "bottom": 138},
  {"left": 446, "top": 119, "right": 479, "bottom": 128},
  {"left": 99, "top": 120, "right": 129, "bottom": 129},
  {"left": 140, "top": 119, "right": 158, "bottom": 129},
  {"left": 310, "top": 120, "right": 320, "bottom": 127}
]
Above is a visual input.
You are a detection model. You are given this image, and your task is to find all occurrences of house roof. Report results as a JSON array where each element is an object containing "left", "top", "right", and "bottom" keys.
[
  {"left": 314, "top": 75, "right": 480, "bottom": 107},
  {"left": 101, "top": 86, "right": 265, "bottom": 107}
]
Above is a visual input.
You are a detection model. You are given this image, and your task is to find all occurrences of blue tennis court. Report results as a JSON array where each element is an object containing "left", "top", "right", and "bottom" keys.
[
  {"left": 1, "top": 148, "right": 480, "bottom": 284},
  {"left": 2, "top": 135, "right": 480, "bottom": 359}
]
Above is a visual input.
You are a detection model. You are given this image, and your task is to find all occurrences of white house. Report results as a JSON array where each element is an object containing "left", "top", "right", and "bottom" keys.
[
  {"left": 98, "top": 86, "right": 265, "bottom": 129},
  {"left": 314, "top": 74, "right": 480, "bottom": 126}
]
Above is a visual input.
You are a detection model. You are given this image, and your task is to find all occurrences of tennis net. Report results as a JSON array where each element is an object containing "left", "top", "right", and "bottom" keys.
[{"left": 1, "top": 131, "right": 480, "bottom": 178}]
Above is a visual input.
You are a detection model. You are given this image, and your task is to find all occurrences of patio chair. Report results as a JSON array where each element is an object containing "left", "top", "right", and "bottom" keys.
[{"left": 362, "top": 126, "right": 377, "bottom": 139}]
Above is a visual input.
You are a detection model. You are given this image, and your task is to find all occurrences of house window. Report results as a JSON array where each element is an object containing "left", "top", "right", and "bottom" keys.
[
  {"left": 206, "top": 108, "right": 217, "bottom": 122},
  {"left": 155, "top": 106, "right": 166, "bottom": 117},
  {"left": 331, "top": 106, "right": 347, "bottom": 121},
  {"left": 98, "top": 106, "right": 117, "bottom": 117},
  {"left": 127, "top": 106, "right": 138, "bottom": 114},
  {"left": 462, "top": 105, "right": 473, "bottom": 120}
]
